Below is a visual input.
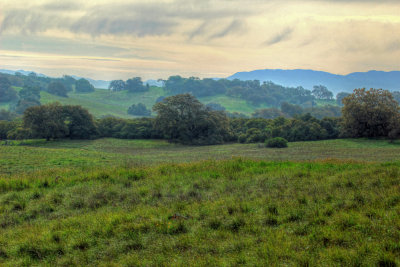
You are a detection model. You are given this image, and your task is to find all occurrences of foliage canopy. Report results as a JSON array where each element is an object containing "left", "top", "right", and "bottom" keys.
[
  {"left": 153, "top": 94, "right": 232, "bottom": 145},
  {"left": 342, "top": 88, "right": 400, "bottom": 138}
]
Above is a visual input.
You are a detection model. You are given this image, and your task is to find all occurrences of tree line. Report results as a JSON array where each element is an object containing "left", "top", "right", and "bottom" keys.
[
  {"left": 1, "top": 88, "right": 399, "bottom": 145},
  {"left": 0, "top": 72, "right": 96, "bottom": 115}
]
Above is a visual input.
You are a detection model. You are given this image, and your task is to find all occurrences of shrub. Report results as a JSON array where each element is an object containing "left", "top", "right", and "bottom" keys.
[
  {"left": 75, "top": 78, "right": 94, "bottom": 93},
  {"left": 265, "top": 137, "right": 288, "bottom": 148}
]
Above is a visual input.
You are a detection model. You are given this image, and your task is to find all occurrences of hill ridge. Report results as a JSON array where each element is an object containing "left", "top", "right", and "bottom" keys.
[{"left": 228, "top": 69, "right": 400, "bottom": 93}]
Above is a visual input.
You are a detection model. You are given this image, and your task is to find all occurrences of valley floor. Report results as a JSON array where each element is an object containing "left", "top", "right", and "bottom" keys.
[{"left": 1, "top": 138, "right": 400, "bottom": 175}]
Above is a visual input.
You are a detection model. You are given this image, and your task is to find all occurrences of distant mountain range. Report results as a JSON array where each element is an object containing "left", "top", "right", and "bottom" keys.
[
  {"left": 228, "top": 69, "right": 400, "bottom": 94},
  {"left": 2, "top": 68, "right": 400, "bottom": 94}
]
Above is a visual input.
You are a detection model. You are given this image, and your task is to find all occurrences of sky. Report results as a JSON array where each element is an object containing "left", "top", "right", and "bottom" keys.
[{"left": 0, "top": 0, "right": 399, "bottom": 80}]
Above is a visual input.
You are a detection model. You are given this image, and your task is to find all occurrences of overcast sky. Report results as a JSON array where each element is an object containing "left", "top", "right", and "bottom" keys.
[{"left": 0, "top": 0, "right": 399, "bottom": 80}]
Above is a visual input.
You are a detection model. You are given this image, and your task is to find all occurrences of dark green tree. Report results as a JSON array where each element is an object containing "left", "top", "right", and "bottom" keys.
[
  {"left": 15, "top": 99, "right": 41, "bottom": 114},
  {"left": 109, "top": 80, "right": 126, "bottom": 92},
  {"left": 23, "top": 103, "right": 68, "bottom": 140},
  {"left": 120, "top": 118, "right": 160, "bottom": 139},
  {"left": 0, "top": 121, "right": 18, "bottom": 139},
  {"left": 47, "top": 81, "right": 69, "bottom": 97},
  {"left": 252, "top": 108, "right": 285, "bottom": 119},
  {"left": 23, "top": 103, "right": 97, "bottom": 140},
  {"left": 15, "top": 85, "right": 41, "bottom": 114},
  {"left": 75, "top": 78, "right": 95, "bottom": 93},
  {"left": 126, "top": 77, "right": 147, "bottom": 93},
  {"left": 0, "top": 76, "right": 18, "bottom": 102},
  {"left": 62, "top": 75, "right": 76, "bottom": 92},
  {"left": 153, "top": 94, "right": 231, "bottom": 144},
  {"left": 336, "top": 92, "right": 350, "bottom": 106},
  {"left": 312, "top": 85, "right": 334, "bottom": 100},
  {"left": 304, "top": 105, "right": 341, "bottom": 119},
  {"left": 97, "top": 116, "right": 127, "bottom": 138},
  {"left": 280, "top": 102, "right": 303, "bottom": 117},
  {"left": 342, "top": 88, "right": 400, "bottom": 138},
  {"left": 63, "top": 105, "right": 98, "bottom": 139},
  {"left": 19, "top": 85, "right": 41, "bottom": 102},
  {"left": 127, "top": 103, "right": 151, "bottom": 116}
]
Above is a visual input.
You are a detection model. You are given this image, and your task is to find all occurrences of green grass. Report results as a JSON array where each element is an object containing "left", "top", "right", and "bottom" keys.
[
  {"left": 1, "top": 138, "right": 399, "bottom": 266},
  {"left": 40, "top": 87, "right": 165, "bottom": 119},
  {"left": 315, "top": 99, "right": 337, "bottom": 106},
  {"left": 3, "top": 86, "right": 338, "bottom": 118},
  {"left": 200, "top": 95, "right": 272, "bottom": 114},
  {"left": 40, "top": 88, "right": 273, "bottom": 118},
  {"left": 0, "top": 158, "right": 399, "bottom": 266},
  {"left": 0, "top": 102, "right": 11, "bottom": 110},
  {"left": 1, "top": 138, "right": 400, "bottom": 175}
]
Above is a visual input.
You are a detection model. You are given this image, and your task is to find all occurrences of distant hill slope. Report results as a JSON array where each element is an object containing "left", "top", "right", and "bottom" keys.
[
  {"left": 228, "top": 69, "right": 400, "bottom": 93},
  {"left": 38, "top": 87, "right": 268, "bottom": 118},
  {"left": 0, "top": 69, "right": 48, "bottom": 77},
  {"left": 0, "top": 69, "right": 162, "bottom": 89}
]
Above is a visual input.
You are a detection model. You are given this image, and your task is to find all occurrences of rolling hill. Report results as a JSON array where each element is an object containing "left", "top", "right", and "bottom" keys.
[
  {"left": 228, "top": 69, "right": 400, "bottom": 93},
  {"left": 38, "top": 87, "right": 274, "bottom": 118}
]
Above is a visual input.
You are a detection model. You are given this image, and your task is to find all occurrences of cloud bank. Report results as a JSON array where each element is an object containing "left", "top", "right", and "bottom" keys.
[{"left": 0, "top": 0, "right": 399, "bottom": 80}]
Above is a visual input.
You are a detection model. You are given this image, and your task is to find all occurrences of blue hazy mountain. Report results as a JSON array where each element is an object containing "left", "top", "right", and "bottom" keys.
[{"left": 228, "top": 69, "right": 400, "bottom": 93}]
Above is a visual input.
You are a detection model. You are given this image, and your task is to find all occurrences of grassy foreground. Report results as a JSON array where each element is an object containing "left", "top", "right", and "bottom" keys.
[
  {"left": 0, "top": 158, "right": 399, "bottom": 266},
  {"left": 0, "top": 138, "right": 400, "bottom": 266}
]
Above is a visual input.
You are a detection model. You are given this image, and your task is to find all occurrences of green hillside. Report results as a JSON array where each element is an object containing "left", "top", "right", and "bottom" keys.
[
  {"left": 3, "top": 83, "right": 338, "bottom": 119},
  {"left": 39, "top": 87, "right": 270, "bottom": 118},
  {"left": 40, "top": 88, "right": 164, "bottom": 119}
]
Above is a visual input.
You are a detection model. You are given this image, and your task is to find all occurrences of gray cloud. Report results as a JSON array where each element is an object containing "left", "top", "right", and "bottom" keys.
[
  {"left": 208, "top": 19, "right": 246, "bottom": 40},
  {"left": 189, "top": 22, "right": 210, "bottom": 40},
  {"left": 0, "top": 35, "right": 129, "bottom": 57},
  {"left": 0, "top": 0, "right": 255, "bottom": 38},
  {"left": 263, "top": 28, "right": 294, "bottom": 46}
]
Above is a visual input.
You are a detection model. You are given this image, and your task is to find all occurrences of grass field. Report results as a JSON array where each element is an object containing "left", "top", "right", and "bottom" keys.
[
  {"left": 39, "top": 88, "right": 269, "bottom": 118},
  {"left": 1, "top": 138, "right": 400, "bottom": 175},
  {"left": 40, "top": 88, "right": 165, "bottom": 119},
  {"left": 0, "top": 138, "right": 399, "bottom": 266},
  {"left": 3, "top": 86, "right": 339, "bottom": 118}
]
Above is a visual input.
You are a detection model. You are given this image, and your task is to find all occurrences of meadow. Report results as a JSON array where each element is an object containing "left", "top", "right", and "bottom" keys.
[
  {"left": 0, "top": 138, "right": 399, "bottom": 266},
  {"left": 39, "top": 87, "right": 299, "bottom": 118},
  {"left": 1, "top": 138, "right": 400, "bottom": 175}
]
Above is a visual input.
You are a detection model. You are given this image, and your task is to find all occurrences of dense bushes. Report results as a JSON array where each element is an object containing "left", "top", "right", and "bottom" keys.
[
  {"left": 127, "top": 103, "right": 151, "bottom": 116},
  {"left": 23, "top": 103, "right": 98, "bottom": 140},
  {"left": 231, "top": 114, "right": 341, "bottom": 144},
  {"left": 0, "top": 110, "right": 343, "bottom": 144},
  {"left": 266, "top": 137, "right": 288, "bottom": 148},
  {"left": 96, "top": 117, "right": 161, "bottom": 139},
  {"left": 1, "top": 92, "right": 382, "bottom": 145}
]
